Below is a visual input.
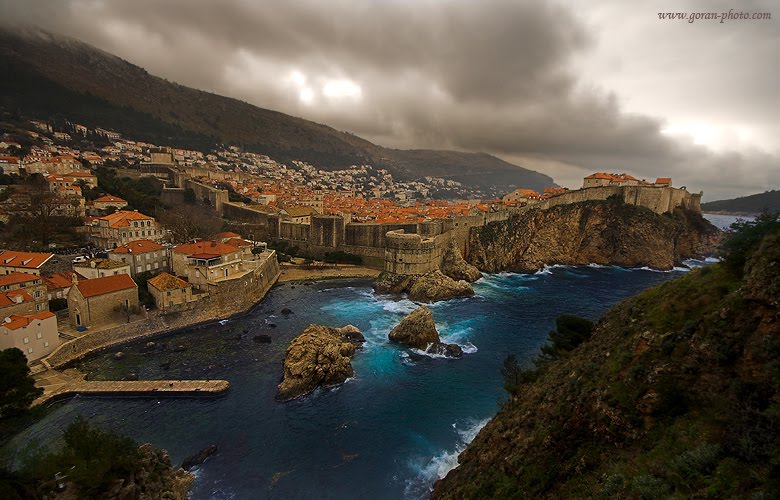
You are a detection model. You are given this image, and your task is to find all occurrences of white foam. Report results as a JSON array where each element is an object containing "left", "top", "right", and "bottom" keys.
[
  {"left": 460, "top": 342, "right": 478, "bottom": 354},
  {"left": 405, "top": 418, "right": 490, "bottom": 497},
  {"left": 379, "top": 298, "right": 418, "bottom": 315},
  {"left": 218, "top": 319, "right": 229, "bottom": 325}
]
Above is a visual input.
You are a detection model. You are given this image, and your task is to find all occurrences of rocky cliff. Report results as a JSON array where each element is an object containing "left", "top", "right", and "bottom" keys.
[
  {"left": 277, "top": 324, "right": 364, "bottom": 401},
  {"left": 433, "top": 219, "right": 780, "bottom": 498},
  {"left": 467, "top": 200, "right": 720, "bottom": 273}
]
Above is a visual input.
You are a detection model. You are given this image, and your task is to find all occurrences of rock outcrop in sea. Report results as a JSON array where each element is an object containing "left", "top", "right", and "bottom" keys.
[
  {"left": 276, "top": 324, "right": 365, "bottom": 401},
  {"left": 374, "top": 270, "right": 474, "bottom": 303},
  {"left": 440, "top": 240, "right": 482, "bottom": 282},
  {"left": 388, "top": 306, "right": 463, "bottom": 358},
  {"left": 467, "top": 200, "right": 721, "bottom": 273}
]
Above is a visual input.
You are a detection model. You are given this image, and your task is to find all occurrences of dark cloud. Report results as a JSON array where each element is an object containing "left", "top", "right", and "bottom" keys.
[{"left": 1, "top": 0, "right": 777, "bottom": 200}]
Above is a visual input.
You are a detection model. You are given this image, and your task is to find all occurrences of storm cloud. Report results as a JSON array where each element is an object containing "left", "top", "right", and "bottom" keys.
[{"left": 1, "top": 0, "right": 777, "bottom": 200}]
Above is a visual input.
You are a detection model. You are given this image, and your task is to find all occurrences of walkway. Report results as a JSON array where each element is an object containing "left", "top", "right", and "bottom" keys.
[{"left": 33, "top": 369, "right": 230, "bottom": 406}]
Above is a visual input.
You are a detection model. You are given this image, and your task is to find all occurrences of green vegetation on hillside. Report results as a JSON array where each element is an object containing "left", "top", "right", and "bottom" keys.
[
  {"left": 435, "top": 214, "right": 780, "bottom": 499},
  {"left": 702, "top": 190, "right": 780, "bottom": 214}
]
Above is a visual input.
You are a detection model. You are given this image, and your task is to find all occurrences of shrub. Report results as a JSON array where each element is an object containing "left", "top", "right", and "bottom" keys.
[
  {"left": 540, "top": 315, "right": 594, "bottom": 360},
  {"left": 721, "top": 212, "right": 780, "bottom": 275}
]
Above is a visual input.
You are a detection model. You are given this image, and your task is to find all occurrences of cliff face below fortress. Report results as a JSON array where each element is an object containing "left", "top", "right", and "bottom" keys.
[
  {"left": 434, "top": 227, "right": 780, "bottom": 498},
  {"left": 467, "top": 200, "right": 720, "bottom": 273}
]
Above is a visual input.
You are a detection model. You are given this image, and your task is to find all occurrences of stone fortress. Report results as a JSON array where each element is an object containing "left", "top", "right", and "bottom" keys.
[{"left": 152, "top": 160, "right": 702, "bottom": 276}]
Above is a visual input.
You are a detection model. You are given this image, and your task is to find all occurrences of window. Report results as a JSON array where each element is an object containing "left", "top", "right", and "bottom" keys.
[
  {"left": 28, "top": 348, "right": 33, "bottom": 354},
  {"left": 23, "top": 337, "right": 29, "bottom": 344},
  {"left": 154, "top": 262, "right": 159, "bottom": 269},
  {"left": 44, "top": 341, "right": 49, "bottom": 347},
  {"left": 167, "top": 291, "right": 171, "bottom": 296},
  {"left": 37, "top": 332, "right": 42, "bottom": 339}
]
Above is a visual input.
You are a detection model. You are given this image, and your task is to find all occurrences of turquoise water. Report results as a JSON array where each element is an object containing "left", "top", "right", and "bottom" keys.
[{"left": 9, "top": 266, "right": 698, "bottom": 499}]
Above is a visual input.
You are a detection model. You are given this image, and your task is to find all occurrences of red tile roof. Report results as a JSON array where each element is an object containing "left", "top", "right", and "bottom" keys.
[
  {"left": 173, "top": 241, "right": 238, "bottom": 256},
  {"left": 111, "top": 239, "right": 165, "bottom": 254},
  {"left": 0, "top": 250, "right": 54, "bottom": 269},
  {"left": 214, "top": 231, "right": 241, "bottom": 239},
  {"left": 2, "top": 311, "right": 55, "bottom": 330},
  {"left": 43, "top": 272, "right": 75, "bottom": 290},
  {"left": 0, "top": 272, "right": 41, "bottom": 287},
  {"left": 94, "top": 195, "right": 127, "bottom": 203},
  {"left": 75, "top": 274, "right": 137, "bottom": 298},
  {"left": 0, "top": 289, "right": 33, "bottom": 307},
  {"left": 98, "top": 210, "right": 155, "bottom": 228},
  {"left": 147, "top": 272, "right": 191, "bottom": 291}
]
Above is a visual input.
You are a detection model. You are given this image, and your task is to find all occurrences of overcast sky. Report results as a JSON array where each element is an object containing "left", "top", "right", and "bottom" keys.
[{"left": 1, "top": 0, "right": 778, "bottom": 200}]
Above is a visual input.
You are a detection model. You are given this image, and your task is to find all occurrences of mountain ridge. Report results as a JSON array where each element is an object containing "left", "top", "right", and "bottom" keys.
[
  {"left": 701, "top": 190, "right": 780, "bottom": 215},
  {"left": 0, "top": 27, "right": 555, "bottom": 192}
]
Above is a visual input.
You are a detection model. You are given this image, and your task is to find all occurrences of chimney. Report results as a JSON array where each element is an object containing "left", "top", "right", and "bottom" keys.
[{"left": 71, "top": 272, "right": 79, "bottom": 285}]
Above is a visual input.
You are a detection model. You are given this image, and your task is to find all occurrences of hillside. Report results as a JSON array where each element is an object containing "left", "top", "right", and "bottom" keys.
[
  {"left": 702, "top": 190, "right": 780, "bottom": 215},
  {"left": 468, "top": 199, "right": 720, "bottom": 272},
  {"left": 0, "top": 27, "right": 555, "bottom": 192},
  {"left": 434, "top": 215, "right": 780, "bottom": 498}
]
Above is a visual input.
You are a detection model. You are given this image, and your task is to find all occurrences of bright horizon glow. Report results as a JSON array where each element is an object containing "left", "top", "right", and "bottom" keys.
[
  {"left": 322, "top": 79, "right": 362, "bottom": 100},
  {"left": 660, "top": 122, "right": 756, "bottom": 151}
]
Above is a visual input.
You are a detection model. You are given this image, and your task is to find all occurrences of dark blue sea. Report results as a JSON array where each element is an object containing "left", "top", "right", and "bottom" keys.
[{"left": 8, "top": 265, "right": 707, "bottom": 499}]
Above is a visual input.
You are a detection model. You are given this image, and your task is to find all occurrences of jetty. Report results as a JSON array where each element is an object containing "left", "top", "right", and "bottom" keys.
[{"left": 33, "top": 369, "right": 230, "bottom": 406}]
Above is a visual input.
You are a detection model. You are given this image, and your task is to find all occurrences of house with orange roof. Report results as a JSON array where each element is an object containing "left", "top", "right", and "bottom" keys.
[
  {"left": 91, "top": 210, "right": 166, "bottom": 249},
  {"left": 0, "top": 311, "right": 60, "bottom": 362},
  {"left": 583, "top": 172, "right": 641, "bottom": 188},
  {"left": 0, "top": 289, "right": 37, "bottom": 317},
  {"left": 108, "top": 239, "right": 170, "bottom": 277},
  {"left": 67, "top": 274, "right": 139, "bottom": 329},
  {"left": 93, "top": 195, "right": 128, "bottom": 211},
  {"left": 0, "top": 250, "right": 56, "bottom": 276},
  {"left": 655, "top": 177, "right": 672, "bottom": 187},
  {"left": 0, "top": 272, "right": 48, "bottom": 313},
  {"left": 171, "top": 240, "right": 251, "bottom": 287},
  {"left": 147, "top": 272, "right": 196, "bottom": 311}
]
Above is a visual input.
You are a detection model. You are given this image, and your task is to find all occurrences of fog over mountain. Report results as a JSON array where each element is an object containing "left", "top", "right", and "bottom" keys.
[{"left": 1, "top": 0, "right": 777, "bottom": 200}]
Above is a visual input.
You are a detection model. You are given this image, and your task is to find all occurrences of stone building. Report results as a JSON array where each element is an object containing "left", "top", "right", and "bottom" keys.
[
  {"left": 147, "top": 272, "right": 195, "bottom": 311},
  {"left": 0, "top": 250, "right": 55, "bottom": 276},
  {"left": 109, "top": 239, "right": 170, "bottom": 277},
  {"left": 67, "top": 274, "right": 139, "bottom": 329},
  {"left": 90, "top": 210, "right": 166, "bottom": 249},
  {"left": 0, "top": 272, "right": 49, "bottom": 313},
  {"left": 0, "top": 311, "right": 60, "bottom": 362},
  {"left": 73, "top": 258, "right": 131, "bottom": 279},
  {"left": 171, "top": 240, "right": 251, "bottom": 287},
  {"left": 502, "top": 188, "right": 542, "bottom": 204},
  {"left": 92, "top": 195, "right": 128, "bottom": 211}
]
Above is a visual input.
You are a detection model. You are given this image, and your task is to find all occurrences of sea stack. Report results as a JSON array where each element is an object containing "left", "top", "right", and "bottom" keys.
[
  {"left": 388, "top": 306, "right": 463, "bottom": 358},
  {"left": 374, "top": 270, "right": 475, "bottom": 303},
  {"left": 276, "top": 324, "right": 365, "bottom": 402}
]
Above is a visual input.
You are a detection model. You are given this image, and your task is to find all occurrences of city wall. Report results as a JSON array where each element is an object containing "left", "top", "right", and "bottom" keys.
[
  {"left": 221, "top": 185, "right": 700, "bottom": 274},
  {"left": 536, "top": 185, "right": 702, "bottom": 214},
  {"left": 43, "top": 253, "right": 281, "bottom": 369}
]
